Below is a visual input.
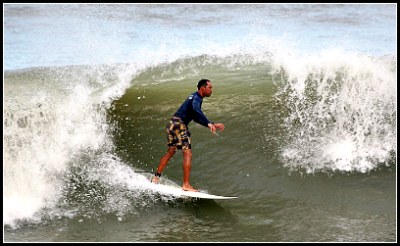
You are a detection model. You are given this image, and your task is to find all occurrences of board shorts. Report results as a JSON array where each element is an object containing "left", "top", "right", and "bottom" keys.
[{"left": 166, "top": 117, "right": 191, "bottom": 150}]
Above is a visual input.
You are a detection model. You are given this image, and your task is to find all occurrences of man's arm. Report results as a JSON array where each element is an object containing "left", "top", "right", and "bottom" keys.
[
  {"left": 192, "top": 95, "right": 224, "bottom": 133},
  {"left": 192, "top": 97, "right": 212, "bottom": 127}
]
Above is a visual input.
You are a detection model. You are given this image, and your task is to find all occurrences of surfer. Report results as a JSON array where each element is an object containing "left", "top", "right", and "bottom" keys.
[{"left": 151, "top": 79, "right": 225, "bottom": 192}]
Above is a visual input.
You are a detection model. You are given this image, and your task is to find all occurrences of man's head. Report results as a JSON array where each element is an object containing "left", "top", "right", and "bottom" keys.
[{"left": 197, "top": 79, "right": 213, "bottom": 97}]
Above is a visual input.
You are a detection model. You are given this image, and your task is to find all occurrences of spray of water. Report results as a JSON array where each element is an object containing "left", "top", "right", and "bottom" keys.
[
  {"left": 271, "top": 48, "right": 396, "bottom": 173},
  {"left": 3, "top": 64, "right": 138, "bottom": 227}
]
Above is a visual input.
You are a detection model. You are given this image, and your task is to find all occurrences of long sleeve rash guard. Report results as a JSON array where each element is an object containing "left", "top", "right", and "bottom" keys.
[{"left": 173, "top": 91, "right": 212, "bottom": 127}]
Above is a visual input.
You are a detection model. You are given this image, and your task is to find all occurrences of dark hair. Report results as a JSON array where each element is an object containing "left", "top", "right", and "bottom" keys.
[{"left": 197, "top": 79, "right": 210, "bottom": 90}]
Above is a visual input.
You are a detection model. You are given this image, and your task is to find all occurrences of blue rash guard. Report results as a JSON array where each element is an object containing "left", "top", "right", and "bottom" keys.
[{"left": 173, "top": 91, "right": 212, "bottom": 127}]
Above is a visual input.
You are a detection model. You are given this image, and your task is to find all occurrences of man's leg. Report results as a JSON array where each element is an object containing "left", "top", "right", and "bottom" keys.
[
  {"left": 152, "top": 146, "right": 177, "bottom": 183},
  {"left": 182, "top": 149, "right": 198, "bottom": 192}
]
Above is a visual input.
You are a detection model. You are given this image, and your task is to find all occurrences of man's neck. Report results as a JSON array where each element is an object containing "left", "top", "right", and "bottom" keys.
[{"left": 197, "top": 90, "right": 204, "bottom": 98}]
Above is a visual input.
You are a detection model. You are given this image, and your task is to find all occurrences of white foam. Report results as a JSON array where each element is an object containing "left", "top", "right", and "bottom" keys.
[
  {"left": 3, "top": 64, "right": 138, "bottom": 227},
  {"left": 274, "top": 49, "right": 396, "bottom": 173}
]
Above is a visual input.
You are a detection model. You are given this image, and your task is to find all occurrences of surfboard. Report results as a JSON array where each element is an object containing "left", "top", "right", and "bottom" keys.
[{"left": 149, "top": 183, "right": 237, "bottom": 200}]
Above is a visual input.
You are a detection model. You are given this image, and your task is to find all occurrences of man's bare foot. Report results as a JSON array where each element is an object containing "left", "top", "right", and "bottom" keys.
[
  {"left": 151, "top": 176, "right": 160, "bottom": 184},
  {"left": 182, "top": 185, "right": 198, "bottom": 192}
]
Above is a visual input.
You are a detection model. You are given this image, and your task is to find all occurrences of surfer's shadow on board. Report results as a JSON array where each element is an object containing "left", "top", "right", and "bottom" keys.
[{"left": 136, "top": 171, "right": 238, "bottom": 199}]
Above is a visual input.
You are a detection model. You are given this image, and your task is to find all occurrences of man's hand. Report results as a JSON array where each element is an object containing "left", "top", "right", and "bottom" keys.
[
  {"left": 208, "top": 123, "right": 224, "bottom": 133},
  {"left": 208, "top": 123, "right": 216, "bottom": 133},
  {"left": 214, "top": 123, "right": 225, "bottom": 132}
]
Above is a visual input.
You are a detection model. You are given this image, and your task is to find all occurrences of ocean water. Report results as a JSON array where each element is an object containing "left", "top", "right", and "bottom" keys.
[{"left": 3, "top": 3, "right": 397, "bottom": 242}]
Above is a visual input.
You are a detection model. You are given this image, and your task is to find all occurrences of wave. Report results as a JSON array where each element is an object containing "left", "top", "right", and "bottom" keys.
[
  {"left": 4, "top": 64, "right": 137, "bottom": 227},
  {"left": 3, "top": 50, "right": 396, "bottom": 228},
  {"left": 270, "top": 49, "right": 396, "bottom": 173}
]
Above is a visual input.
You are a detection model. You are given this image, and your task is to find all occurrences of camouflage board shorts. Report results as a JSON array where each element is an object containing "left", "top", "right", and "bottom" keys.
[{"left": 166, "top": 117, "right": 191, "bottom": 150}]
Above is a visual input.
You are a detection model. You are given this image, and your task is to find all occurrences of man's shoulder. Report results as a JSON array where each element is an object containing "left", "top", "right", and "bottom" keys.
[
  {"left": 192, "top": 91, "right": 202, "bottom": 100},
  {"left": 188, "top": 91, "right": 199, "bottom": 100}
]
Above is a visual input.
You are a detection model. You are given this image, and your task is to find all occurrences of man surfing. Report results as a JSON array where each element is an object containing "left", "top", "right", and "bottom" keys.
[{"left": 151, "top": 79, "right": 225, "bottom": 192}]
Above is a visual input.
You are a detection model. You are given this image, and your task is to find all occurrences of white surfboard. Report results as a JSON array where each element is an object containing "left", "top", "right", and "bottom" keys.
[{"left": 149, "top": 183, "right": 237, "bottom": 200}]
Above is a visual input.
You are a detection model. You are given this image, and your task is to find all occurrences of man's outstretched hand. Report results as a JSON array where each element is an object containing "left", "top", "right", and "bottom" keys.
[{"left": 208, "top": 123, "right": 225, "bottom": 133}]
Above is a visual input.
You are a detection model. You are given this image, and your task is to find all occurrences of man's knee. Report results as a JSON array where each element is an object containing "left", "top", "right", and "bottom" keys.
[
  {"left": 167, "top": 146, "right": 177, "bottom": 155},
  {"left": 182, "top": 149, "right": 192, "bottom": 158}
]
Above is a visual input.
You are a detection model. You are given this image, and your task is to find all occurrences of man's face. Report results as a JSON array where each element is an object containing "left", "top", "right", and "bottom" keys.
[{"left": 203, "top": 81, "right": 213, "bottom": 97}]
